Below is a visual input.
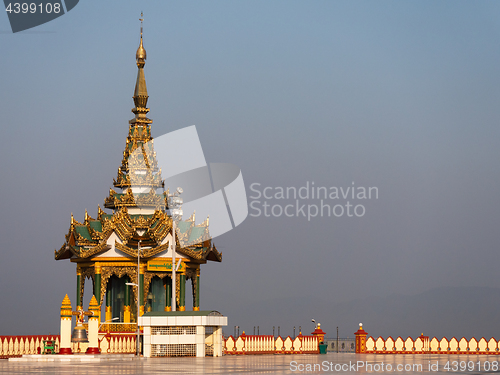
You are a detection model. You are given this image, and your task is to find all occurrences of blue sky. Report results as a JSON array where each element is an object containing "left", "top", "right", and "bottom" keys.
[{"left": 2, "top": 1, "right": 500, "bottom": 338}]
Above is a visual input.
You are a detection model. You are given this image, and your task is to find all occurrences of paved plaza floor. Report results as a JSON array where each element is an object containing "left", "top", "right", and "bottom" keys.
[{"left": 1, "top": 352, "right": 499, "bottom": 374}]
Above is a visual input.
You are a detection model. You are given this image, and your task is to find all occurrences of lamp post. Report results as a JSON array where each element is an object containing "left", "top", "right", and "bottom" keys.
[
  {"left": 126, "top": 228, "right": 146, "bottom": 357},
  {"left": 126, "top": 280, "right": 140, "bottom": 356},
  {"left": 168, "top": 187, "right": 183, "bottom": 312},
  {"left": 337, "top": 326, "right": 339, "bottom": 353}
]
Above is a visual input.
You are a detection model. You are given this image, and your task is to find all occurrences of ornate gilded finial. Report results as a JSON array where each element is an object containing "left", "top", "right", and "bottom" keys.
[
  {"left": 88, "top": 295, "right": 99, "bottom": 314},
  {"left": 97, "top": 205, "right": 105, "bottom": 220},
  {"left": 131, "top": 12, "right": 149, "bottom": 117},
  {"left": 61, "top": 294, "right": 71, "bottom": 307},
  {"left": 140, "top": 12, "right": 143, "bottom": 36},
  {"left": 136, "top": 12, "right": 146, "bottom": 66},
  {"left": 69, "top": 212, "right": 83, "bottom": 227},
  {"left": 61, "top": 294, "right": 72, "bottom": 318},
  {"left": 61, "top": 294, "right": 72, "bottom": 313}
]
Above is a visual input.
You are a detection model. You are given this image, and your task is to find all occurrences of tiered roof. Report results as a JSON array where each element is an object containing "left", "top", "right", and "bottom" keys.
[
  {"left": 54, "top": 208, "right": 220, "bottom": 262},
  {"left": 55, "top": 25, "right": 221, "bottom": 264},
  {"left": 109, "top": 28, "right": 163, "bottom": 207}
]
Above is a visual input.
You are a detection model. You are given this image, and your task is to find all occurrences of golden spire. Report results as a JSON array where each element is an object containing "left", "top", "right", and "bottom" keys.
[
  {"left": 61, "top": 294, "right": 72, "bottom": 316},
  {"left": 110, "top": 12, "right": 162, "bottom": 195},
  {"left": 61, "top": 294, "right": 71, "bottom": 308},
  {"left": 136, "top": 12, "right": 146, "bottom": 66},
  {"left": 88, "top": 295, "right": 99, "bottom": 313},
  {"left": 131, "top": 11, "right": 151, "bottom": 123}
]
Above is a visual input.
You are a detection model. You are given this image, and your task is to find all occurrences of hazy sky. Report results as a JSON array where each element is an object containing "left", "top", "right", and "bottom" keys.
[{"left": 1, "top": 1, "right": 500, "bottom": 338}]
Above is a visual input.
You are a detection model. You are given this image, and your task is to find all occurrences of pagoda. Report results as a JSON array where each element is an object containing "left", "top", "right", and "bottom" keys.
[{"left": 54, "top": 24, "right": 221, "bottom": 330}]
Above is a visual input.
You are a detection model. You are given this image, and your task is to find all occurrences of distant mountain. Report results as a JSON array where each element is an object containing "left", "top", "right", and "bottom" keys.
[{"left": 203, "top": 286, "right": 500, "bottom": 340}]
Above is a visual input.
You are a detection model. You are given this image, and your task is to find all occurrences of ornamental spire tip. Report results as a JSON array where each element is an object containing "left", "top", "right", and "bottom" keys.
[{"left": 136, "top": 12, "right": 146, "bottom": 65}]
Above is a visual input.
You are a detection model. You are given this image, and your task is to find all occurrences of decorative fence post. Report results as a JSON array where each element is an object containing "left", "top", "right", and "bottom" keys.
[
  {"left": 419, "top": 333, "right": 429, "bottom": 353},
  {"left": 240, "top": 331, "right": 246, "bottom": 353},
  {"left": 86, "top": 296, "right": 100, "bottom": 354},
  {"left": 355, "top": 323, "right": 367, "bottom": 353},
  {"left": 311, "top": 324, "right": 326, "bottom": 344},
  {"left": 59, "top": 294, "right": 73, "bottom": 354},
  {"left": 311, "top": 323, "right": 326, "bottom": 353}
]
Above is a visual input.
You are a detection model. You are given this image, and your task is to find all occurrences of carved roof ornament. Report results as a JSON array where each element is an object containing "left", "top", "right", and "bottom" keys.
[
  {"left": 97, "top": 205, "right": 105, "bottom": 220},
  {"left": 55, "top": 206, "right": 220, "bottom": 262}
]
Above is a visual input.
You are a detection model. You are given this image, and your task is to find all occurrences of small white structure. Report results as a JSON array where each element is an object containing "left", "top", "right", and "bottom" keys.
[{"left": 138, "top": 310, "right": 227, "bottom": 357}]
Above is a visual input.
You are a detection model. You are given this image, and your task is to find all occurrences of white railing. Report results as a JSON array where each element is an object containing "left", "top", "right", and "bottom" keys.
[
  {"left": 366, "top": 335, "right": 500, "bottom": 354},
  {"left": 224, "top": 333, "right": 319, "bottom": 355},
  {"left": 0, "top": 333, "right": 136, "bottom": 357},
  {"left": 0, "top": 335, "right": 60, "bottom": 357}
]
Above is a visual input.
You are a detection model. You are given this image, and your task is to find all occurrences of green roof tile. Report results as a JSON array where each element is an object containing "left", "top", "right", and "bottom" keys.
[
  {"left": 189, "top": 227, "right": 205, "bottom": 241},
  {"left": 177, "top": 221, "right": 190, "bottom": 233},
  {"left": 89, "top": 221, "right": 103, "bottom": 232},
  {"left": 75, "top": 226, "right": 93, "bottom": 241}
]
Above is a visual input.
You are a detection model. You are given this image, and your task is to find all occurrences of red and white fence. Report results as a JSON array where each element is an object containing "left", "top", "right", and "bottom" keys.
[
  {"left": 366, "top": 335, "right": 500, "bottom": 354},
  {"left": 0, "top": 333, "right": 136, "bottom": 358},
  {"left": 0, "top": 335, "right": 59, "bottom": 358},
  {"left": 224, "top": 333, "right": 319, "bottom": 355},
  {"left": 98, "top": 333, "right": 136, "bottom": 354}
]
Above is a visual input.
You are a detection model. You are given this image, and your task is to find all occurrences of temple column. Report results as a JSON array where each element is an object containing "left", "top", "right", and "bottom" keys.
[
  {"left": 196, "top": 326, "right": 205, "bottom": 357},
  {"left": 179, "top": 273, "right": 186, "bottom": 311},
  {"left": 86, "top": 295, "right": 100, "bottom": 354},
  {"left": 105, "top": 282, "right": 112, "bottom": 322},
  {"left": 76, "top": 266, "right": 82, "bottom": 311},
  {"left": 94, "top": 263, "right": 101, "bottom": 322},
  {"left": 193, "top": 269, "right": 200, "bottom": 311},
  {"left": 165, "top": 277, "right": 172, "bottom": 312},
  {"left": 59, "top": 294, "right": 73, "bottom": 355},
  {"left": 124, "top": 276, "right": 131, "bottom": 323},
  {"left": 139, "top": 264, "right": 146, "bottom": 316}
]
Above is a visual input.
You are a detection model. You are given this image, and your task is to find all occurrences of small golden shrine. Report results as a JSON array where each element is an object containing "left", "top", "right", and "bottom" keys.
[{"left": 54, "top": 24, "right": 221, "bottom": 330}]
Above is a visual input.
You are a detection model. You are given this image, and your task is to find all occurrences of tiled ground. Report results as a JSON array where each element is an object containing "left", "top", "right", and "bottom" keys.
[{"left": 1, "top": 352, "right": 498, "bottom": 374}]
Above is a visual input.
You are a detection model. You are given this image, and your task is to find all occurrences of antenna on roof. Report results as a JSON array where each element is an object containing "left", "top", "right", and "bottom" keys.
[{"left": 139, "top": 12, "right": 144, "bottom": 36}]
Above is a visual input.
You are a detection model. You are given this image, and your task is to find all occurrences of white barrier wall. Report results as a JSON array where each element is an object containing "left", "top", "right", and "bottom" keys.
[
  {"left": 0, "top": 336, "right": 59, "bottom": 357},
  {"left": 224, "top": 333, "right": 319, "bottom": 355},
  {"left": 0, "top": 334, "right": 136, "bottom": 357},
  {"left": 365, "top": 335, "right": 500, "bottom": 354}
]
